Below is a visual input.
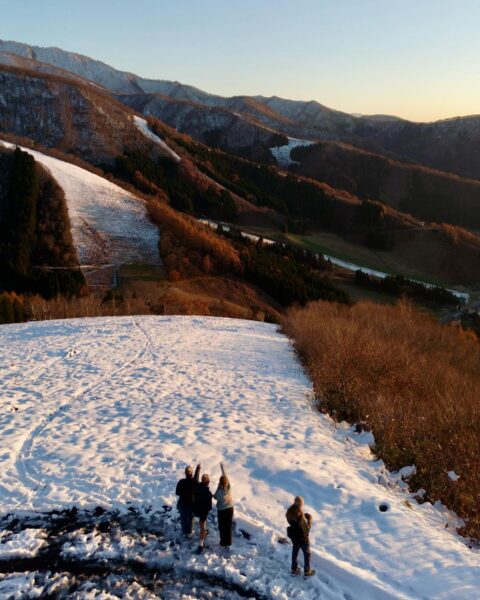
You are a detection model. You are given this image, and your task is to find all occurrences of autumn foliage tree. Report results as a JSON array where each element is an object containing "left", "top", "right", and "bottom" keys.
[{"left": 146, "top": 198, "right": 241, "bottom": 279}]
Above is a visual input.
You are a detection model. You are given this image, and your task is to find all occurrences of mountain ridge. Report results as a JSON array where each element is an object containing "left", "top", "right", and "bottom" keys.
[
  {"left": 0, "top": 40, "right": 480, "bottom": 179},
  {"left": 4, "top": 39, "right": 480, "bottom": 179}
]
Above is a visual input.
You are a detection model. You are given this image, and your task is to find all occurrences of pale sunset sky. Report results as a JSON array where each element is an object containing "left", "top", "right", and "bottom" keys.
[{"left": 1, "top": 0, "right": 479, "bottom": 122}]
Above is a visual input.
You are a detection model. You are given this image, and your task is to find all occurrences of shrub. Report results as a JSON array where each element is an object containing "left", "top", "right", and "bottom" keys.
[
  {"left": 0, "top": 292, "right": 26, "bottom": 324},
  {"left": 283, "top": 300, "right": 480, "bottom": 540}
]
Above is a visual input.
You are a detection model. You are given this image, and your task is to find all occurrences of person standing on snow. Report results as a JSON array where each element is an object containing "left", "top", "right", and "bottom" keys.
[
  {"left": 175, "top": 465, "right": 195, "bottom": 536},
  {"left": 213, "top": 462, "right": 234, "bottom": 548},
  {"left": 193, "top": 463, "right": 213, "bottom": 552},
  {"left": 286, "top": 496, "right": 315, "bottom": 577}
]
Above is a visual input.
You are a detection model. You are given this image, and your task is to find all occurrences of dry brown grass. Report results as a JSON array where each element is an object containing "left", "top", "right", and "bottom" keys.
[{"left": 283, "top": 300, "right": 480, "bottom": 540}]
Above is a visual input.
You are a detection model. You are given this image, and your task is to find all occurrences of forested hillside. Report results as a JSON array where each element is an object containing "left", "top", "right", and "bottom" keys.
[
  {"left": 0, "top": 65, "right": 161, "bottom": 166},
  {"left": 0, "top": 147, "right": 84, "bottom": 301},
  {"left": 291, "top": 141, "right": 480, "bottom": 229}
]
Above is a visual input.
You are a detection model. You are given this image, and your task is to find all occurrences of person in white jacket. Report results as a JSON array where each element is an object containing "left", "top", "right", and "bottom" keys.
[{"left": 213, "top": 462, "right": 234, "bottom": 547}]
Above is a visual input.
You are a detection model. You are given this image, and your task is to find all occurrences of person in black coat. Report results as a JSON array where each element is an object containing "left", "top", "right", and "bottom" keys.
[
  {"left": 176, "top": 465, "right": 195, "bottom": 536},
  {"left": 286, "top": 496, "right": 315, "bottom": 577},
  {"left": 193, "top": 463, "right": 212, "bottom": 552}
]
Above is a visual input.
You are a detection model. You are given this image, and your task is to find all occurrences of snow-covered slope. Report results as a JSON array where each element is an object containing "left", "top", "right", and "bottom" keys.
[
  {"left": 133, "top": 115, "right": 181, "bottom": 162},
  {"left": 270, "top": 137, "right": 315, "bottom": 167},
  {"left": 0, "top": 39, "right": 143, "bottom": 94},
  {"left": 0, "top": 316, "right": 478, "bottom": 599},
  {"left": 0, "top": 50, "right": 106, "bottom": 89},
  {"left": 0, "top": 141, "right": 159, "bottom": 267}
]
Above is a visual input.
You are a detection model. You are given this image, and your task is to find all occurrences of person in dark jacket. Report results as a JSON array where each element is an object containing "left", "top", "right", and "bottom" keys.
[
  {"left": 176, "top": 465, "right": 195, "bottom": 536},
  {"left": 286, "top": 496, "right": 315, "bottom": 577},
  {"left": 193, "top": 463, "right": 212, "bottom": 552},
  {"left": 213, "top": 462, "right": 234, "bottom": 548}
]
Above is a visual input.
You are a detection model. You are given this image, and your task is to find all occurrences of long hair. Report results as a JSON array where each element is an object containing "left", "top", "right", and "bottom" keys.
[{"left": 218, "top": 474, "right": 229, "bottom": 490}]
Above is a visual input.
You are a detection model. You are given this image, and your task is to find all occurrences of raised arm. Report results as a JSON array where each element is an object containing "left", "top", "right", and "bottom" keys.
[
  {"left": 194, "top": 463, "right": 201, "bottom": 484},
  {"left": 220, "top": 462, "right": 227, "bottom": 477}
]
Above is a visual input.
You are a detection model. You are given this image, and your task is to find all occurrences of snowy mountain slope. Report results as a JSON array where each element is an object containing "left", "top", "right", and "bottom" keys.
[
  {"left": 0, "top": 316, "right": 478, "bottom": 599},
  {"left": 0, "top": 50, "right": 107, "bottom": 89},
  {"left": 133, "top": 115, "right": 181, "bottom": 162},
  {"left": 5, "top": 40, "right": 480, "bottom": 178},
  {"left": 121, "top": 93, "right": 287, "bottom": 164},
  {"left": 0, "top": 141, "right": 159, "bottom": 267},
  {"left": 270, "top": 137, "right": 315, "bottom": 167},
  {"left": 0, "top": 39, "right": 213, "bottom": 101},
  {"left": 0, "top": 39, "right": 143, "bottom": 94}
]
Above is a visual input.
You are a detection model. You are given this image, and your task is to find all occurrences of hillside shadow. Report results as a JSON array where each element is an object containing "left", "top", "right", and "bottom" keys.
[{"left": 0, "top": 505, "right": 268, "bottom": 599}]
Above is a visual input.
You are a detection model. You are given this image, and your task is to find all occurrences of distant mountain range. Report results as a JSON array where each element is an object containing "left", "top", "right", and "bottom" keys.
[
  {"left": 0, "top": 38, "right": 480, "bottom": 292},
  {"left": 2, "top": 39, "right": 480, "bottom": 180}
]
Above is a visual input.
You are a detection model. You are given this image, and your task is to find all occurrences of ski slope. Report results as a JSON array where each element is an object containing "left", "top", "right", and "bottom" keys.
[
  {"left": 0, "top": 140, "right": 160, "bottom": 268},
  {"left": 133, "top": 115, "right": 182, "bottom": 163},
  {"left": 0, "top": 316, "right": 478, "bottom": 599},
  {"left": 270, "top": 138, "right": 315, "bottom": 167}
]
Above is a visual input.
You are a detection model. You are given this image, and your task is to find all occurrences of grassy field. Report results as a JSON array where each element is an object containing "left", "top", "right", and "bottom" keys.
[
  {"left": 119, "top": 263, "right": 165, "bottom": 282},
  {"left": 232, "top": 224, "right": 432, "bottom": 280},
  {"left": 285, "top": 232, "right": 469, "bottom": 289},
  {"left": 230, "top": 222, "right": 477, "bottom": 292},
  {"left": 332, "top": 276, "right": 395, "bottom": 306}
]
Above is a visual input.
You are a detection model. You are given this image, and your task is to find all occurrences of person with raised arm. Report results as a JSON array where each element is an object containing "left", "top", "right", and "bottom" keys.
[
  {"left": 213, "top": 462, "right": 234, "bottom": 548},
  {"left": 193, "top": 463, "right": 213, "bottom": 553}
]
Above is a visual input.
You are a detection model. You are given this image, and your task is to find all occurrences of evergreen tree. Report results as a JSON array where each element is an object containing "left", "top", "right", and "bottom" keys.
[{"left": 0, "top": 148, "right": 39, "bottom": 278}]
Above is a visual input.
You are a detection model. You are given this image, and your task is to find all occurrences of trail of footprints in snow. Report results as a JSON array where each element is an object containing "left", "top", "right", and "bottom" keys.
[{"left": 14, "top": 320, "right": 151, "bottom": 499}]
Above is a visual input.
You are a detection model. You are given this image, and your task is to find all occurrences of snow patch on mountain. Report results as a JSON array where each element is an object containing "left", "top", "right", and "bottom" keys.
[
  {"left": 270, "top": 137, "right": 315, "bottom": 167},
  {"left": 0, "top": 316, "right": 478, "bottom": 598},
  {"left": 0, "top": 141, "right": 160, "bottom": 268},
  {"left": 133, "top": 116, "right": 181, "bottom": 163}
]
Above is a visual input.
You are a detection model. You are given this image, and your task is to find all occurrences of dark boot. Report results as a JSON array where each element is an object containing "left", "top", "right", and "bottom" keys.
[{"left": 304, "top": 568, "right": 316, "bottom": 578}]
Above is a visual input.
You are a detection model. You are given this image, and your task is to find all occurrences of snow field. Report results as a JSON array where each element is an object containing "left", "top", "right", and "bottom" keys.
[
  {"left": 0, "top": 140, "right": 160, "bottom": 269},
  {"left": 269, "top": 138, "right": 315, "bottom": 167},
  {"left": 0, "top": 316, "right": 479, "bottom": 599},
  {"left": 133, "top": 115, "right": 182, "bottom": 163}
]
